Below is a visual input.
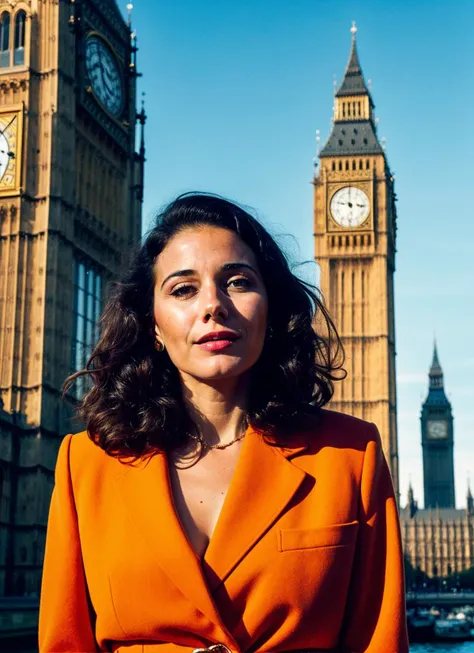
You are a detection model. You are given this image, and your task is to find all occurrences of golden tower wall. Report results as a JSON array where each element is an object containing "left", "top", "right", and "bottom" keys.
[{"left": 314, "top": 153, "right": 399, "bottom": 496}]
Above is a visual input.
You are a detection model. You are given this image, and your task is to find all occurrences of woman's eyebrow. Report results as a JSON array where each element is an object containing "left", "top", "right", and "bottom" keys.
[
  {"left": 221, "top": 262, "right": 258, "bottom": 274},
  {"left": 160, "top": 269, "right": 195, "bottom": 289}
]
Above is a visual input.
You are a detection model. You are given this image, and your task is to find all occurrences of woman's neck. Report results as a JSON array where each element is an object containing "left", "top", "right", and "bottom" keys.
[{"left": 180, "top": 374, "right": 249, "bottom": 447}]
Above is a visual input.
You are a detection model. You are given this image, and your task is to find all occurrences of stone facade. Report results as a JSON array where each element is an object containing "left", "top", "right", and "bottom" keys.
[
  {"left": 0, "top": 0, "right": 144, "bottom": 596},
  {"left": 400, "top": 496, "right": 474, "bottom": 579},
  {"left": 313, "top": 27, "right": 399, "bottom": 496}
]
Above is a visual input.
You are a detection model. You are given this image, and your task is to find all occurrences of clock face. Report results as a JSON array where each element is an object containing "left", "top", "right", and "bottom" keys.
[
  {"left": 85, "top": 35, "right": 124, "bottom": 118},
  {"left": 330, "top": 186, "right": 370, "bottom": 228},
  {"left": 0, "top": 130, "right": 10, "bottom": 182},
  {"left": 427, "top": 420, "right": 448, "bottom": 439},
  {"left": 0, "top": 112, "right": 20, "bottom": 191}
]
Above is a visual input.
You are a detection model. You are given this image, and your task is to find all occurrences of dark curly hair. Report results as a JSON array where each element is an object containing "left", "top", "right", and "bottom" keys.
[{"left": 64, "top": 193, "right": 345, "bottom": 458}]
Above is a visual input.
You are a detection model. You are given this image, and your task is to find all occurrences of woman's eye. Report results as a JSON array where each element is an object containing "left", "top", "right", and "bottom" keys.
[
  {"left": 227, "top": 276, "right": 252, "bottom": 290},
  {"left": 171, "top": 284, "right": 195, "bottom": 298}
]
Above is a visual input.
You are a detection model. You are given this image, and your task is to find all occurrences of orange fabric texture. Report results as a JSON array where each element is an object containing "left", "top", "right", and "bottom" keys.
[{"left": 39, "top": 410, "right": 409, "bottom": 653}]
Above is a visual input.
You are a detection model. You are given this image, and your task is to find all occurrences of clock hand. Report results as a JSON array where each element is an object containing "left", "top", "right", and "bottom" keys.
[
  {"left": 0, "top": 115, "right": 16, "bottom": 159},
  {"left": 97, "top": 46, "right": 105, "bottom": 91}
]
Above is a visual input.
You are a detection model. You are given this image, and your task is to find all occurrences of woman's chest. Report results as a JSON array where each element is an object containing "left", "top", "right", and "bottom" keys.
[{"left": 168, "top": 444, "right": 244, "bottom": 557}]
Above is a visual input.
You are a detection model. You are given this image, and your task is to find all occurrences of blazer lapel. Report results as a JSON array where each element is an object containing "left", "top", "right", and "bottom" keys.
[
  {"left": 114, "top": 427, "right": 309, "bottom": 628},
  {"left": 114, "top": 452, "right": 228, "bottom": 634},
  {"left": 203, "top": 426, "right": 309, "bottom": 591}
]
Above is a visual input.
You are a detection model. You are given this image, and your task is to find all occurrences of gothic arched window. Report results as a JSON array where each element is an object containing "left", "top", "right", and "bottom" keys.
[
  {"left": 0, "top": 12, "right": 11, "bottom": 68},
  {"left": 14, "top": 10, "right": 26, "bottom": 65}
]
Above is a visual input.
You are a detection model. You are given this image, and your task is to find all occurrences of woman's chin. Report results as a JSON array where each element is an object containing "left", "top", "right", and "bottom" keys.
[{"left": 185, "top": 361, "right": 252, "bottom": 384}]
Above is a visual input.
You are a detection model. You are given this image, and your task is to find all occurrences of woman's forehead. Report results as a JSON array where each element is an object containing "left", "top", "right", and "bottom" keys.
[{"left": 154, "top": 226, "right": 258, "bottom": 278}]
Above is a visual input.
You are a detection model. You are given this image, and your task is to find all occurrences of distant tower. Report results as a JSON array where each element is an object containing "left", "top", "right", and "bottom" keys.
[
  {"left": 313, "top": 23, "right": 399, "bottom": 494},
  {"left": 421, "top": 343, "right": 455, "bottom": 508}
]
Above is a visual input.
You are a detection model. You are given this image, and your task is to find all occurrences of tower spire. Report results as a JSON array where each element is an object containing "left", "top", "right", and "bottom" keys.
[
  {"left": 319, "top": 23, "right": 382, "bottom": 158},
  {"left": 407, "top": 481, "right": 418, "bottom": 518},
  {"left": 429, "top": 340, "right": 444, "bottom": 389},
  {"left": 335, "top": 21, "right": 370, "bottom": 98}
]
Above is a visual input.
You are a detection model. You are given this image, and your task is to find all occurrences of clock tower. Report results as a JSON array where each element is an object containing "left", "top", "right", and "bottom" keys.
[
  {"left": 313, "top": 25, "right": 399, "bottom": 493},
  {"left": 0, "top": 0, "right": 144, "bottom": 596},
  {"left": 421, "top": 343, "right": 455, "bottom": 509}
]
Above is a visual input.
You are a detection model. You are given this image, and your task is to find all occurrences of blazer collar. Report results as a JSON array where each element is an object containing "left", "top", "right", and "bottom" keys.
[{"left": 114, "top": 426, "right": 309, "bottom": 637}]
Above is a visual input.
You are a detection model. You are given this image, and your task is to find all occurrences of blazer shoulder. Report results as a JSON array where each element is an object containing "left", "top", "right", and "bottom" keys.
[
  {"left": 306, "top": 408, "right": 379, "bottom": 453},
  {"left": 65, "top": 430, "right": 125, "bottom": 483}
]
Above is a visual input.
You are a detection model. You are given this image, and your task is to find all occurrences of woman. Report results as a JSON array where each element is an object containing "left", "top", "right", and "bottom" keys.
[{"left": 39, "top": 193, "right": 409, "bottom": 653}]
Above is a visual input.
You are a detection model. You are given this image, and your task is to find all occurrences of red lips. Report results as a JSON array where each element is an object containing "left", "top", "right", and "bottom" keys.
[{"left": 195, "top": 330, "right": 240, "bottom": 344}]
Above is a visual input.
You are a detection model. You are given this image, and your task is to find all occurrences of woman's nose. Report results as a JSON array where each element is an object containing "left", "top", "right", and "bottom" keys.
[{"left": 201, "top": 285, "right": 228, "bottom": 322}]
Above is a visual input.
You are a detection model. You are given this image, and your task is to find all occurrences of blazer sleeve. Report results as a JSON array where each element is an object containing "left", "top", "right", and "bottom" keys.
[
  {"left": 339, "top": 424, "right": 409, "bottom": 653},
  {"left": 39, "top": 434, "right": 99, "bottom": 653}
]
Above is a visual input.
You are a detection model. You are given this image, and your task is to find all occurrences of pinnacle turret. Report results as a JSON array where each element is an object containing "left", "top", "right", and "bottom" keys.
[{"left": 467, "top": 481, "right": 474, "bottom": 516}]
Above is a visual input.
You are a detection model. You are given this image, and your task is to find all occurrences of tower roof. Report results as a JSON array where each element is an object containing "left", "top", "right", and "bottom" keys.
[
  {"left": 319, "top": 122, "right": 383, "bottom": 157},
  {"left": 319, "top": 23, "right": 383, "bottom": 159},
  {"left": 336, "top": 29, "right": 371, "bottom": 98},
  {"left": 423, "top": 341, "right": 451, "bottom": 408}
]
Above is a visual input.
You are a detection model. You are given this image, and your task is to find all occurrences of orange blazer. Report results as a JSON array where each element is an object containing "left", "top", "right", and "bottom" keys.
[{"left": 39, "top": 410, "right": 409, "bottom": 653}]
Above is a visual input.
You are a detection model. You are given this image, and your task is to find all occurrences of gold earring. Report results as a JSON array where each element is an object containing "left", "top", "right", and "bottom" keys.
[{"left": 155, "top": 338, "right": 165, "bottom": 352}]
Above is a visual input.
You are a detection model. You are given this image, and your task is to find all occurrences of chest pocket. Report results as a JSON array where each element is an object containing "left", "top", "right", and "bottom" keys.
[{"left": 278, "top": 520, "right": 359, "bottom": 552}]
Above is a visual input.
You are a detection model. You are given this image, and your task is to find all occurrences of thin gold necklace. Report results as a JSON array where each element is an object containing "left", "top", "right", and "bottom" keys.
[{"left": 187, "top": 418, "right": 248, "bottom": 451}]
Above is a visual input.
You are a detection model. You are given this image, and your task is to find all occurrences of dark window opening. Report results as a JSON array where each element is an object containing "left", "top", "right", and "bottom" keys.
[
  {"left": 71, "top": 258, "right": 103, "bottom": 400},
  {"left": 0, "top": 12, "right": 11, "bottom": 67},
  {"left": 13, "top": 10, "right": 26, "bottom": 65}
]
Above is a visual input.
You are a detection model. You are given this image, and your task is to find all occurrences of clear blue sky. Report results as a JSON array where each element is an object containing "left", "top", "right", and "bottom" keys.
[{"left": 121, "top": 0, "right": 474, "bottom": 508}]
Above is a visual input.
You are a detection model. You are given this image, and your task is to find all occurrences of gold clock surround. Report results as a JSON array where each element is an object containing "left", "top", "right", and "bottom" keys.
[
  {"left": 327, "top": 181, "right": 373, "bottom": 231},
  {"left": 0, "top": 104, "right": 23, "bottom": 195}
]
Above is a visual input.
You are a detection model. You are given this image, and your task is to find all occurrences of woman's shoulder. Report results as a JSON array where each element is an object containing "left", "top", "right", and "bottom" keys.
[
  {"left": 301, "top": 408, "right": 380, "bottom": 453},
  {"left": 58, "top": 430, "right": 126, "bottom": 483}
]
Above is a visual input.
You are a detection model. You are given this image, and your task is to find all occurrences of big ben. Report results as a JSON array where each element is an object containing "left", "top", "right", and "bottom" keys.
[
  {"left": 0, "top": 1, "right": 145, "bottom": 597},
  {"left": 314, "top": 24, "right": 399, "bottom": 495}
]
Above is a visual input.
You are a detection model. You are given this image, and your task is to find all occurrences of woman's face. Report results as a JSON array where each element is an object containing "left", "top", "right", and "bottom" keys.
[{"left": 153, "top": 225, "right": 268, "bottom": 385}]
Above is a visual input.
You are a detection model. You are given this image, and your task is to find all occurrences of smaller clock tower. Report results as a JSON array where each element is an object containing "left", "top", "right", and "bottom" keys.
[{"left": 421, "top": 343, "right": 455, "bottom": 509}]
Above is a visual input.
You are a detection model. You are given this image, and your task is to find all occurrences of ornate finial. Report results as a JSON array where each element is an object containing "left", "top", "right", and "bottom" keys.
[
  {"left": 126, "top": 2, "right": 134, "bottom": 26},
  {"left": 350, "top": 21, "right": 357, "bottom": 37}
]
